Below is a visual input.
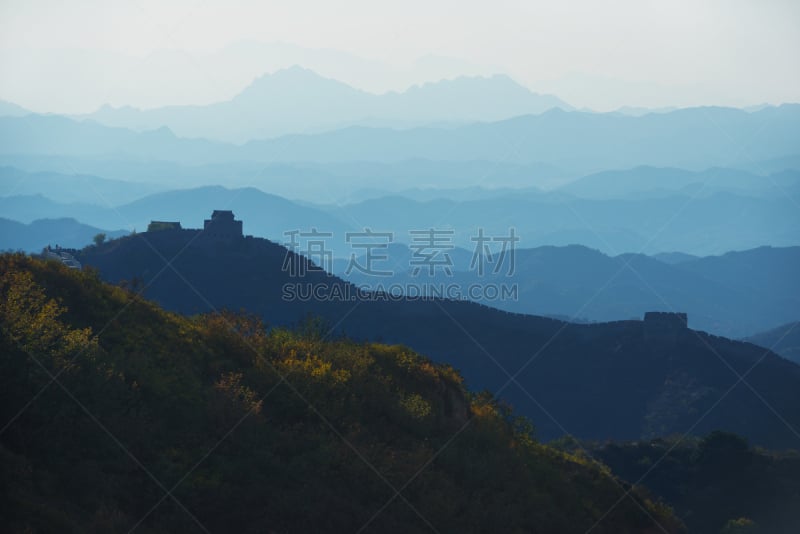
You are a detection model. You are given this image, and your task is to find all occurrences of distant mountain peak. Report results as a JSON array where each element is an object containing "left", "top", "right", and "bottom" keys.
[
  {"left": 233, "top": 66, "right": 367, "bottom": 108},
  {"left": 143, "top": 125, "right": 177, "bottom": 139},
  {"left": 259, "top": 64, "right": 325, "bottom": 81},
  {"left": 0, "top": 98, "right": 32, "bottom": 117},
  {"left": 404, "top": 72, "right": 552, "bottom": 96},
  {"left": 243, "top": 65, "right": 357, "bottom": 90}
]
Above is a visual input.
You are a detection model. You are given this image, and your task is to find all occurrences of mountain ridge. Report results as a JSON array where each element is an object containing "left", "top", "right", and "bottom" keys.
[
  {"left": 4, "top": 105, "right": 799, "bottom": 173},
  {"left": 744, "top": 321, "right": 800, "bottom": 363},
  {"left": 72, "top": 227, "right": 800, "bottom": 448},
  {"left": 77, "top": 67, "right": 572, "bottom": 142},
  {"left": 0, "top": 217, "right": 128, "bottom": 252}
]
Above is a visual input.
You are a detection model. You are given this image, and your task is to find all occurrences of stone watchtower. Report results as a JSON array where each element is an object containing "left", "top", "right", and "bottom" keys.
[
  {"left": 643, "top": 312, "right": 688, "bottom": 345},
  {"left": 203, "top": 210, "right": 243, "bottom": 239}
]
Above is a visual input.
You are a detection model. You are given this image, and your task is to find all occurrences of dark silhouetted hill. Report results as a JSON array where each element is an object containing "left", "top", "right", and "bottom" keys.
[
  {"left": 579, "top": 432, "right": 800, "bottom": 534},
  {"left": 74, "top": 230, "right": 800, "bottom": 449}
]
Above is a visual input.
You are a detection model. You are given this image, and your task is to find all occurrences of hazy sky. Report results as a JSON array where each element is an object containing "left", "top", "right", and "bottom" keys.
[{"left": 1, "top": 0, "right": 798, "bottom": 113}]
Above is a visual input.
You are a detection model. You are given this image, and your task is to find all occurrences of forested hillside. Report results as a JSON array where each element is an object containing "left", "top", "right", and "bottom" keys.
[
  {"left": 0, "top": 255, "right": 681, "bottom": 533},
  {"left": 74, "top": 231, "right": 800, "bottom": 449}
]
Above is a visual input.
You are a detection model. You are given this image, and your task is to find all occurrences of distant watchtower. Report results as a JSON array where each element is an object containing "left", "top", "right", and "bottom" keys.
[
  {"left": 203, "top": 210, "right": 243, "bottom": 239},
  {"left": 643, "top": 312, "right": 688, "bottom": 344}
]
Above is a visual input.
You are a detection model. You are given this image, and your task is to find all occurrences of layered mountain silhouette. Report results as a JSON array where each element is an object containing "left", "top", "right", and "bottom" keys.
[
  {"left": 322, "top": 187, "right": 799, "bottom": 255},
  {"left": 3, "top": 178, "right": 797, "bottom": 255},
  {"left": 2, "top": 182, "right": 797, "bottom": 337},
  {"left": 4, "top": 45, "right": 799, "bottom": 534},
  {"left": 746, "top": 321, "right": 800, "bottom": 363},
  {"left": 3, "top": 105, "right": 799, "bottom": 174},
  {"left": 79, "top": 67, "right": 571, "bottom": 142},
  {"left": 0, "top": 165, "right": 162, "bottom": 205},
  {"left": 0, "top": 217, "right": 127, "bottom": 252},
  {"left": 558, "top": 166, "right": 800, "bottom": 200},
  {"left": 0, "top": 187, "right": 352, "bottom": 247},
  {"left": 335, "top": 243, "right": 800, "bottom": 338},
  {"left": 73, "top": 227, "right": 800, "bottom": 449}
]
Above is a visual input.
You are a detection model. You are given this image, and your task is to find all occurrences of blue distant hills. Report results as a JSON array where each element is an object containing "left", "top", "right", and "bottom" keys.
[
  {"left": 1, "top": 69, "right": 798, "bottom": 345},
  {"left": 1, "top": 103, "right": 798, "bottom": 180},
  {"left": 75, "top": 67, "right": 572, "bottom": 142}
]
